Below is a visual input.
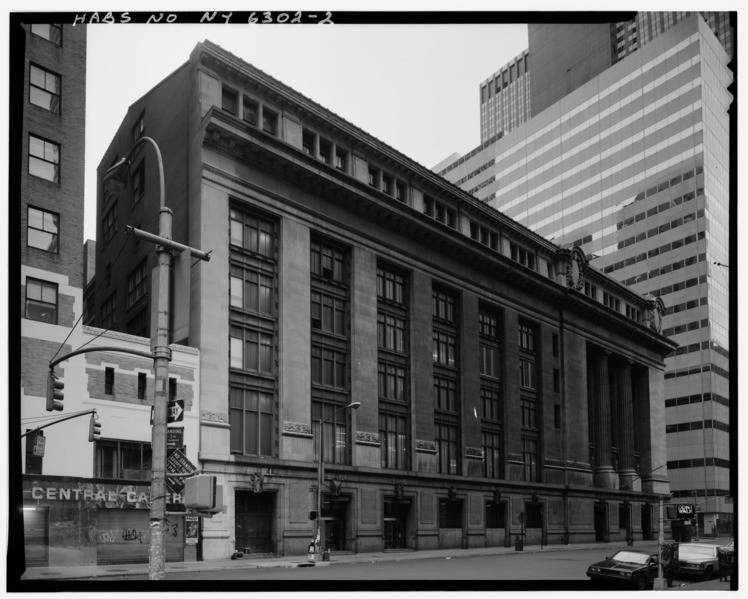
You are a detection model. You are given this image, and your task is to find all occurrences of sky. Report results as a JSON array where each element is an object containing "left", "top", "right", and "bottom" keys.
[{"left": 82, "top": 18, "right": 528, "bottom": 240}]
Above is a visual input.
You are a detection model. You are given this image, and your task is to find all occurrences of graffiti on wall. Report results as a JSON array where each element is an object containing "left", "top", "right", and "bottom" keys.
[{"left": 93, "top": 519, "right": 181, "bottom": 544}]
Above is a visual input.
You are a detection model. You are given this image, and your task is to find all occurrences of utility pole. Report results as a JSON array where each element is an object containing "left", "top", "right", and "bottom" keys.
[{"left": 104, "top": 137, "right": 210, "bottom": 580}]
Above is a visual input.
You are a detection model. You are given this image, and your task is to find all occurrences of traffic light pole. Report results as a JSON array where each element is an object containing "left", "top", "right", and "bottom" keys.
[
  {"left": 103, "top": 136, "right": 210, "bottom": 581},
  {"left": 20, "top": 409, "right": 97, "bottom": 437}
]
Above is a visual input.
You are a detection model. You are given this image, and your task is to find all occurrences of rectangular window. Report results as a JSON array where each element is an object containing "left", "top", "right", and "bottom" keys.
[
  {"left": 105, "top": 367, "right": 114, "bottom": 395},
  {"left": 553, "top": 368, "right": 560, "bottom": 392},
  {"left": 480, "top": 344, "right": 500, "bottom": 378},
  {"left": 382, "top": 173, "right": 393, "bottom": 195},
  {"left": 432, "top": 289, "right": 456, "bottom": 323},
  {"left": 379, "top": 412, "right": 408, "bottom": 469},
  {"left": 522, "top": 435, "right": 538, "bottom": 481},
  {"left": 378, "top": 361, "right": 407, "bottom": 402},
  {"left": 368, "top": 165, "right": 380, "bottom": 188},
  {"left": 302, "top": 128, "right": 316, "bottom": 156},
  {"left": 29, "top": 64, "right": 60, "bottom": 113},
  {"left": 137, "top": 372, "right": 147, "bottom": 400},
  {"left": 552, "top": 332, "right": 559, "bottom": 357},
  {"left": 434, "top": 376, "right": 457, "bottom": 412},
  {"left": 28, "top": 134, "right": 60, "bottom": 182},
  {"left": 436, "top": 421, "right": 459, "bottom": 474},
  {"left": 242, "top": 96, "right": 258, "bottom": 126},
  {"left": 311, "top": 291, "right": 345, "bottom": 336},
  {"left": 126, "top": 307, "right": 148, "bottom": 337},
  {"left": 334, "top": 147, "right": 348, "bottom": 172},
  {"left": 229, "top": 387, "right": 275, "bottom": 456},
  {"left": 231, "top": 266, "right": 274, "bottom": 316},
  {"left": 318, "top": 137, "right": 332, "bottom": 164},
  {"left": 483, "top": 430, "right": 503, "bottom": 478},
  {"left": 521, "top": 396, "right": 537, "bottom": 429},
  {"left": 222, "top": 86, "right": 238, "bottom": 114},
  {"left": 481, "top": 387, "right": 502, "bottom": 423},
  {"left": 231, "top": 327, "right": 274, "bottom": 374},
  {"left": 554, "top": 404, "right": 561, "bottom": 429},
  {"left": 25, "top": 277, "right": 58, "bottom": 323},
  {"left": 312, "top": 401, "right": 351, "bottom": 465},
  {"left": 510, "top": 243, "right": 536, "bottom": 270},
  {"left": 377, "top": 268, "right": 405, "bottom": 305},
  {"left": 395, "top": 180, "right": 407, "bottom": 203},
  {"left": 438, "top": 498, "right": 463, "bottom": 527},
  {"left": 131, "top": 112, "right": 145, "bottom": 144},
  {"left": 311, "top": 241, "right": 345, "bottom": 283},
  {"left": 433, "top": 331, "right": 456, "bottom": 366},
  {"left": 100, "top": 293, "right": 116, "bottom": 329},
  {"left": 378, "top": 313, "right": 406, "bottom": 352},
  {"left": 95, "top": 440, "right": 151, "bottom": 481},
  {"left": 102, "top": 201, "right": 118, "bottom": 244},
  {"left": 262, "top": 107, "right": 278, "bottom": 135},
  {"left": 30, "top": 24, "right": 62, "bottom": 45},
  {"left": 311, "top": 346, "right": 346, "bottom": 388},
  {"left": 131, "top": 161, "right": 145, "bottom": 204},
  {"left": 229, "top": 209, "right": 275, "bottom": 258},
  {"left": 27, "top": 206, "right": 59, "bottom": 252},
  {"left": 126, "top": 259, "right": 148, "bottom": 308}
]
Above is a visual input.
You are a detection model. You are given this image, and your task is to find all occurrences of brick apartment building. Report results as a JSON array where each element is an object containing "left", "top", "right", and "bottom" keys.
[{"left": 15, "top": 20, "right": 200, "bottom": 569}]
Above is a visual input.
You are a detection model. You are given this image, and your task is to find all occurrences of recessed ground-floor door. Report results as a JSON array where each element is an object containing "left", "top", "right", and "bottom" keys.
[
  {"left": 23, "top": 506, "right": 49, "bottom": 567},
  {"left": 384, "top": 499, "right": 410, "bottom": 549},
  {"left": 235, "top": 491, "right": 274, "bottom": 554}
]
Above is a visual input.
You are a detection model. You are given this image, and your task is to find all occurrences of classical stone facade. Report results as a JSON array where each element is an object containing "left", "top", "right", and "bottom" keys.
[{"left": 94, "top": 41, "right": 676, "bottom": 559}]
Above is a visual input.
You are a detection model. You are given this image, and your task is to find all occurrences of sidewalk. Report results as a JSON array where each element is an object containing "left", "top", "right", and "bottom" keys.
[{"left": 20, "top": 537, "right": 733, "bottom": 581}]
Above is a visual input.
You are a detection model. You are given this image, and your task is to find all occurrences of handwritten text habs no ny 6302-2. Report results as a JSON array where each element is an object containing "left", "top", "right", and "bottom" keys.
[{"left": 72, "top": 11, "right": 334, "bottom": 25}]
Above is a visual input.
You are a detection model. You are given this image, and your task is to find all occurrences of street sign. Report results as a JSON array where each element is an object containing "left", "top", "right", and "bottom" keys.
[
  {"left": 167, "top": 399, "right": 184, "bottom": 423},
  {"left": 166, "top": 447, "right": 197, "bottom": 495},
  {"left": 677, "top": 504, "right": 695, "bottom": 518},
  {"left": 167, "top": 426, "right": 184, "bottom": 449},
  {"left": 32, "top": 434, "right": 46, "bottom": 457}
]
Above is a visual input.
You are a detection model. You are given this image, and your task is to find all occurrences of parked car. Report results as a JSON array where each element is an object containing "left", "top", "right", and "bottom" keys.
[
  {"left": 586, "top": 549, "right": 660, "bottom": 590},
  {"left": 676, "top": 543, "right": 720, "bottom": 580}
]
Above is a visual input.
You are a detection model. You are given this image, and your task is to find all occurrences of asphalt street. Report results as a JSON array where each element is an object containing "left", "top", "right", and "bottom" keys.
[{"left": 78, "top": 545, "right": 732, "bottom": 590}]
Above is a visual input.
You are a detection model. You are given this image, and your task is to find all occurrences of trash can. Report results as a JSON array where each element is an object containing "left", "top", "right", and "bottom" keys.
[{"left": 515, "top": 536, "right": 524, "bottom": 551}]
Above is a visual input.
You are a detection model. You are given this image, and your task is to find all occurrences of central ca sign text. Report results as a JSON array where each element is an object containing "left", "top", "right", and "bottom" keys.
[{"left": 31, "top": 486, "right": 183, "bottom": 504}]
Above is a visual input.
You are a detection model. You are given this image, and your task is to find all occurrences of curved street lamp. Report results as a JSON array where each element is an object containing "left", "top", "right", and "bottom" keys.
[
  {"left": 311, "top": 401, "right": 360, "bottom": 562},
  {"left": 104, "top": 137, "right": 209, "bottom": 580}
]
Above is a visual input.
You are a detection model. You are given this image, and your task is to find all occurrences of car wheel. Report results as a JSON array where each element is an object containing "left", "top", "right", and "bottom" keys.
[
  {"left": 634, "top": 575, "right": 648, "bottom": 590},
  {"left": 703, "top": 566, "right": 714, "bottom": 580}
]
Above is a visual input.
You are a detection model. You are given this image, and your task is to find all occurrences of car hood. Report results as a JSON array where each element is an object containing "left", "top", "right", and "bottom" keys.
[{"left": 588, "top": 558, "right": 644, "bottom": 572}]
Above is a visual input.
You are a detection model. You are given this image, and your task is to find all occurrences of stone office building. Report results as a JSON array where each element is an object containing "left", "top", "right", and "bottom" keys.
[{"left": 93, "top": 41, "right": 676, "bottom": 559}]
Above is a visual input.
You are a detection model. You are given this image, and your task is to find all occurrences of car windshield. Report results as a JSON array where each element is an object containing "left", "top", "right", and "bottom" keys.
[{"left": 611, "top": 551, "right": 649, "bottom": 565}]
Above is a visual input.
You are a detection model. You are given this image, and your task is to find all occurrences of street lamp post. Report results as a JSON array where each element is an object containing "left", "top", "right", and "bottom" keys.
[
  {"left": 104, "top": 137, "right": 209, "bottom": 580},
  {"left": 312, "top": 401, "right": 360, "bottom": 562}
]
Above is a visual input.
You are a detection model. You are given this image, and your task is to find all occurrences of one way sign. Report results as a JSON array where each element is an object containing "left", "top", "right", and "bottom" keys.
[{"left": 168, "top": 399, "right": 184, "bottom": 423}]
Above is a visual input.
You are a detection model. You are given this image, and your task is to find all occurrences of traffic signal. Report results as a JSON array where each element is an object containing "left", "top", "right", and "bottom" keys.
[
  {"left": 46, "top": 370, "right": 64, "bottom": 411},
  {"left": 88, "top": 413, "right": 101, "bottom": 442}
]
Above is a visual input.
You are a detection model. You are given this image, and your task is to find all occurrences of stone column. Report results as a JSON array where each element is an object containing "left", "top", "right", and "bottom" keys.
[
  {"left": 593, "top": 350, "right": 617, "bottom": 488},
  {"left": 617, "top": 360, "right": 639, "bottom": 491}
]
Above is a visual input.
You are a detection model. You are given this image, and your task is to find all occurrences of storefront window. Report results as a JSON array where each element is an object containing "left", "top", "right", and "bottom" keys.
[{"left": 95, "top": 440, "right": 151, "bottom": 481}]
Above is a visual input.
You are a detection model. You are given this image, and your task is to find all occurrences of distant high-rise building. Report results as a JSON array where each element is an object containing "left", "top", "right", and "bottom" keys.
[
  {"left": 477, "top": 12, "right": 734, "bottom": 140},
  {"left": 478, "top": 49, "right": 530, "bottom": 143},
  {"left": 444, "top": 15, "right": 733, "bottom": 533}
]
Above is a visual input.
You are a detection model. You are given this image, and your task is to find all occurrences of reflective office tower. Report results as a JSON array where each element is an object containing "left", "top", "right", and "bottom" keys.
[
  {"left": 479, "top": 12, "right": 733, "bottom": 142},
  {"left": 478, "top": 50, "right": 530, "bottom": 144},
  {"left": 441, "top": 15, "right": 732, "bottom": 534}
]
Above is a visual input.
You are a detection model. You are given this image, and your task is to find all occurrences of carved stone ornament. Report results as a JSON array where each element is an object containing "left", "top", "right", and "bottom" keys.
[
  {"left": 645, "top": 295, "right": 665, "bottom": 333},
  {"left": 282, "top": 421, "right": 312, "bottom": 437},
  {"left": 565, "top": 245, "right": 588, "bottom": 291},
  {"left": 201, "top": 410, "right": 228, "bottom": 424},
  {"left": 415, "top": 439, "right": 438, "bottom": 454},
  {"left": 465, "top": 446, "right": 484, "bottom": 460},
  {"left": 355, "top": 430, "right": 381, "bottom": 446}
]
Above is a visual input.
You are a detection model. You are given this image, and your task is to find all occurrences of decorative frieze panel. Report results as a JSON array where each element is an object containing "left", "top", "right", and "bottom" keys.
[
  {"left": 355, "top": 430, "right": 380, "bottom": 446},
  {"left": 201, "top": 410, "right": 229, "bottom": 425},
  {"left": 465, "top": 446, "right": 484, "bottom": 460},
  {"left": 282, "top": 421, "right": 312, "bottom": 438},
  {"left": 415, "top": 439, "right": 437, "bottom": 454}
]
